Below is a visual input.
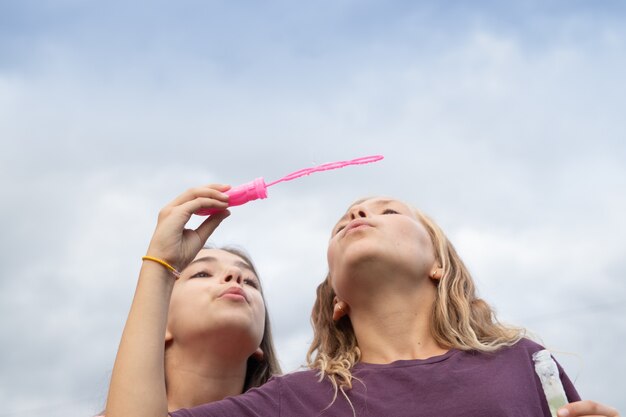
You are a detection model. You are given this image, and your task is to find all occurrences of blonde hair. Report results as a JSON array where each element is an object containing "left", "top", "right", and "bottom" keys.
[{"left": 306, "top": 204, "right": 524, "bottom": 403}]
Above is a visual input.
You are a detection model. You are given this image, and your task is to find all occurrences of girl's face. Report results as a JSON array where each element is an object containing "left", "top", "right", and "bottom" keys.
[
  {"left": 327, "top": 198, "right": 438, "bottom": 303},
  {"left": 166, "top": 249, "right": 266, "bottom": 353}
]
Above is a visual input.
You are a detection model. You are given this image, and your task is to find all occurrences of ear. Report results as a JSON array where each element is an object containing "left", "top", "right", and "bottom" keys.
[
  {"left": 332, "top": 298, "right": 350, "bottom": 321},
  {"left": 252, "top": 347, "right": 264, "bottom": 361},
  {"left": 429, "top": 266, "right": 443, "bottom": 280},
  {"left": 165, "top": 328, "right": 174, "bottom": 344}
]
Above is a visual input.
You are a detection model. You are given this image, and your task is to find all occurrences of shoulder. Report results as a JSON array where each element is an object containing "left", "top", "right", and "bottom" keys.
[
  {"left": 475, "top": 337, "right": 545, "bottom": 362},
  {"left": 270, "top": 368, "right": 341, "bottom": 400},
  {"left": 504, "top": 337, "right": 545, "bottom": 356},
  {"left": 246, "top": 368, "right": 342, "bottom": 413},
  {"left": 242, "top": 367, "right": 322, "bottom": 396},
  {"left": 448, "top": 338, "right": 545, "bottom": 369},
  {"left": 514, "top": 337, "right": 545, "bottom": 351},
  {"left": 269, "top": 367, "right": 322, "bottom": 387},
  {"left": 460, "top": 337, "right": 548, "bottom": 375}
]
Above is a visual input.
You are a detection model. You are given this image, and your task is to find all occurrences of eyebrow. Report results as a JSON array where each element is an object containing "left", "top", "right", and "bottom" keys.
[{"left": 188, "top": 256, "right": 255, "bottom": 274}]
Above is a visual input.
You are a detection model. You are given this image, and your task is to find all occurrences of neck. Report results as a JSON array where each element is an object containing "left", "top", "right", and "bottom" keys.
[
  {"left": 349, "top": 278, "right": 447, "bottom": 364},
  {"left": 165, "top": 341, "right": 248, "bottom": 411}
]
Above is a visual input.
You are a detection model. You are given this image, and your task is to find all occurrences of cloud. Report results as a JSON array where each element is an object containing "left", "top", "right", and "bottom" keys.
[{"left": 1, "top": 1, "right": 625, "bottom": 414}]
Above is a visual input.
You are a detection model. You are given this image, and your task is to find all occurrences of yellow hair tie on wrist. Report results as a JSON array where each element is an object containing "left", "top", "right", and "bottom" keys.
[{"left": 142, "top": 256, "right": 181, "bottom": 279}]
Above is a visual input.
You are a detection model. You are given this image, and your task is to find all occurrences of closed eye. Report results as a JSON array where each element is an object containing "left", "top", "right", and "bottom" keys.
[
  {"left": 382, "top": 209, "right": 399, "bottom": 214},
  {"left": 244, "top": 278, "right": 259, "bottom": 289},
  {"left": 191, "top": 271, "right": 213, "bottom": 278}
]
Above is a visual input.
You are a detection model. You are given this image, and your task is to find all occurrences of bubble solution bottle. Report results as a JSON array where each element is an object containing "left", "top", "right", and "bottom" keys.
[{"left": 532, "top": 349, "right": 569, "bottom": 417}]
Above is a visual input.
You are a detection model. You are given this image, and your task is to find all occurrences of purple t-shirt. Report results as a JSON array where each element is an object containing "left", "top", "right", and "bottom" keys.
[{"left": 171, "top": 338, "right": 580, "bottom": 417}]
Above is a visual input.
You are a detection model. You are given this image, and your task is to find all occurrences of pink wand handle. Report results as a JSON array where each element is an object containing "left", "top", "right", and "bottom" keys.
[{"left": 195, "top": 178, "right": 268, "bottom": 216}]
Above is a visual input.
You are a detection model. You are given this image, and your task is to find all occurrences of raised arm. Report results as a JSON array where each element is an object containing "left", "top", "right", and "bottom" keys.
[{"left": 105, "top": 185, "right": 231, "bottom": 417}]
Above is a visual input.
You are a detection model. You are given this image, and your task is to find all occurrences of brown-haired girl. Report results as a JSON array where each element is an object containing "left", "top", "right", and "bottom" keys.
[{"left": 103, "top": 184, "right": 280, "bottom": 416}]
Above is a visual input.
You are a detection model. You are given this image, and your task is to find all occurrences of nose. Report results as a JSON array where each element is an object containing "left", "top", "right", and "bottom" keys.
[
  {"left": 221, "top": 266, "right": 243, "bottom": 285},
  {"left": 348, "top": 204, "right": 369, "bottom": 220}
]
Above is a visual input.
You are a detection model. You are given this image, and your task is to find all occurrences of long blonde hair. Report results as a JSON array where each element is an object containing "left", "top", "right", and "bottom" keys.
[{"left": 306, "top": 205, "right": 523, "bottom": 400}]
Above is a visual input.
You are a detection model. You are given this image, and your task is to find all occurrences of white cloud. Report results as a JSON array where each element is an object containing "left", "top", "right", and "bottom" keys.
[{"left": 2, "top": 1, "right": 626, "bottom": 413}]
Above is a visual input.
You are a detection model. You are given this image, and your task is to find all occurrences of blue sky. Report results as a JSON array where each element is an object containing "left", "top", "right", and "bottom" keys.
[{"left": 1, "top": 1, "right": 625, "bottom": 416}]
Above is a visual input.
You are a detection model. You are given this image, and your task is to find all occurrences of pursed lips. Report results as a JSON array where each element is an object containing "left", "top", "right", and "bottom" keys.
[
  {"left": 219, "top": 286, "right": 249, "bottom": 303},
  {"left": 343, "top": 219, "right": 374, "bottom": 235}
]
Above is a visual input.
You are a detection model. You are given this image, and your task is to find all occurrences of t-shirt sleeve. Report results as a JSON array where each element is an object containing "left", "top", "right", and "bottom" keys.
[
  {"left": 170, "top": 376, "right": 281, "bottom": 417},
  {"left": 556, "top": 360, "right": 581, "bottom": 403}
]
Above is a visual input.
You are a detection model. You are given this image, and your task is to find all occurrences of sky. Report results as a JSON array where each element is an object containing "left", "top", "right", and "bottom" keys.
[{"left": 1, "top": 0, "right": 625, "bottom": 415}]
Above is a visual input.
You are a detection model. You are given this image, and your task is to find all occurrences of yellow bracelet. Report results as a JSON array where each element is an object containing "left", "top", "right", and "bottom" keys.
[{"left": 142, "top": 256, "right": 181, "bottom": 279}]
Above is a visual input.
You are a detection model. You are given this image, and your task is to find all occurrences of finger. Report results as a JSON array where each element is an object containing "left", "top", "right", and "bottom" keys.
[
  {"left": 195, "top": 210, "right": 231, "bottom": 243},
  {"left": 176, "top": 196, "right": 230, "bottom": 217},
  {"left": 166, "top": 184, "right": 231, "bottom": 208},
  {"left": 157, "top": 197, "right": 229, "bottom": 237},
  {"left": 559, "top": 400, "right": 620, "bottom": 417}
]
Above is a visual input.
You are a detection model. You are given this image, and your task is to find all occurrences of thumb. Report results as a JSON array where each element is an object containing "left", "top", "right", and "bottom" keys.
[{"left": 195, "top": 210, "right": 231, "bottom": 244}]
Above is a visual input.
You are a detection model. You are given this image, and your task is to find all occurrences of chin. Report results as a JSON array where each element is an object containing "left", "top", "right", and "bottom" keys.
[
  {"left": 331, "top": 245, "right": 385, "bottom": 290},
  {"left": 335, "top": 240, "right": 384, "bottom": 269},
  {"left": 204, "top": 321, "right": 262, "bottom": 344}
]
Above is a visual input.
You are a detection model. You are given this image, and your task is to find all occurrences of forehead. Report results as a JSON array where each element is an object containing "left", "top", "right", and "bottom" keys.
[{"left": 192, "top": 249, "right": 254, "bottom": 272}]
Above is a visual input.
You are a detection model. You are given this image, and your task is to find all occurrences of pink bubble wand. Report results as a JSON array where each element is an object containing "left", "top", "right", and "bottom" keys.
[{"left": 195, "top": 155, "right": 384, "bottom": 216}]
